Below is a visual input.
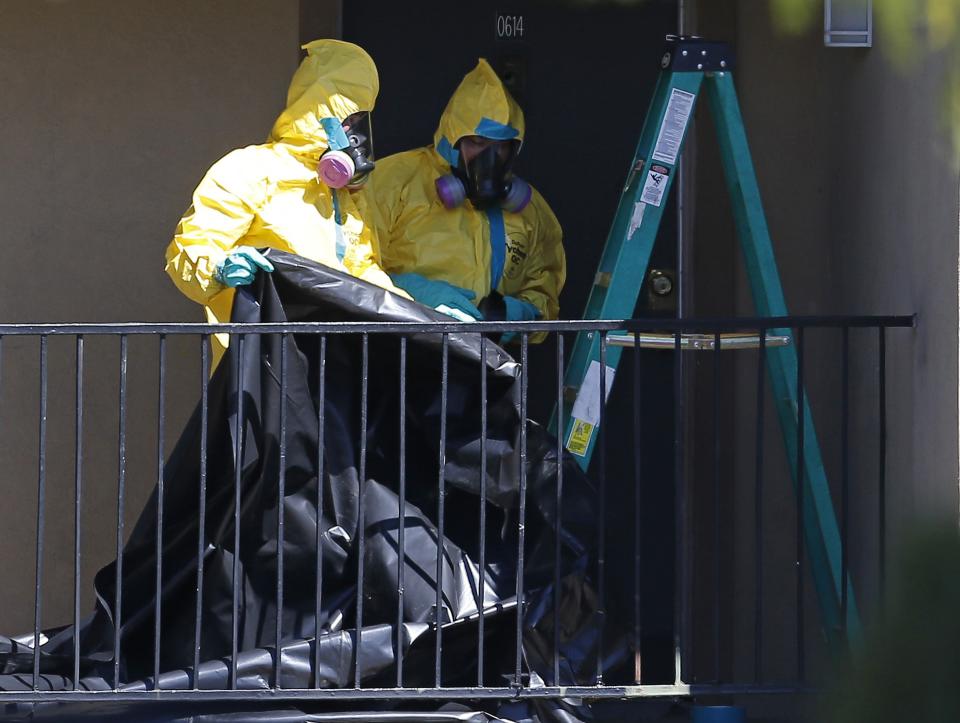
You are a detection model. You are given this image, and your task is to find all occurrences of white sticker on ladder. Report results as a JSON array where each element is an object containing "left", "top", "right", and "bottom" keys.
[
  {"left": 652, "top": 88, "right": 696, "bottom": 165},
  {"left": 641, "top": 164, "right": 670, "bottom": 207},
  {"left": 571, "top": 360, "right": 617, "bottom": 427},
  {"left": 627, "top": 201, "right": 646, "bottom": 239}
]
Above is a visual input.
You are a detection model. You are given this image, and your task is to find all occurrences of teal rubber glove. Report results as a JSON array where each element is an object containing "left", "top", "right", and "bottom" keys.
[
  {"left": 503, "top": 296, "right": 540, "bottom": 321},
  {"left": 390, "top": 272, "right": 483, "bottom": 320},
  {"left": 501, "top": 296, "right": 541, "bottom": 344},
  {"left": 216, "top": 247, "right": 275, "bottom": 288}
]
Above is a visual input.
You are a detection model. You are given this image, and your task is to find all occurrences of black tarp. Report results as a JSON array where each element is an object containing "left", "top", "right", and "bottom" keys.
[{"left": 0, "top": 252, "right": 599, "bottom": 722}]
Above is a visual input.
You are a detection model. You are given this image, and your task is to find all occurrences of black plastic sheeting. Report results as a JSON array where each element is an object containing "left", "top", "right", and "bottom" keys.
[{"left": 0, "top": 252, "right": 600, "bottom": 722}]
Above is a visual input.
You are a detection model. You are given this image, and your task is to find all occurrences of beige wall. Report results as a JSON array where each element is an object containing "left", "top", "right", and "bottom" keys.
[
  {"left": 692, "top": 0, "right": 960, "bottom": 692},
  {"left": 0, "top": 0, "right": 301, "bottom": 632},
  {"left": 733, "top": 0, "right": 959, "bottom": 519}
]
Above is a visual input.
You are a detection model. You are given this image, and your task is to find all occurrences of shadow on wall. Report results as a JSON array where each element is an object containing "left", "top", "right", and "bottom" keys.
[{"left": 825, "top": 522, "right": 960, "bottom": 722}]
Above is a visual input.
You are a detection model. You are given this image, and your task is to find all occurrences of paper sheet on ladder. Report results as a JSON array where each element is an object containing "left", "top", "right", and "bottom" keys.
[
  {"left": 571, "top": 360, "right": 617, "bottom": 426},
  {"left": 566, "top": 361, "right": 617, "bottom": 456}
]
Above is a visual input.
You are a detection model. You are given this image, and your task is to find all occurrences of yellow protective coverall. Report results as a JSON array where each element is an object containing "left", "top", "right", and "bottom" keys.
[
  {"left": 165, "top": 39, "right": 403, "bottom": 364},
  {"left": 362, "top": 59, "right": 565, "bottom": 325}
]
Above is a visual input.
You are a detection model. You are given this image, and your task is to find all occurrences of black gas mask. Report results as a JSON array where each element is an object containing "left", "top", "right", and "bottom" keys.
[
  {"left": 434, "top": 139, "right": 532, "bottom": 212},
  {"left": 317, "top": 111, "right": 375, "bottom": 189},
  {"left": 457, "top": 143, "right": 512, "bottom": 208}
]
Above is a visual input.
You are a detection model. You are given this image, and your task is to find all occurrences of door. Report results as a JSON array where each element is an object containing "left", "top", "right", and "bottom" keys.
[{"left": 334, "top": 0, "right": 681, "bottom": 684}]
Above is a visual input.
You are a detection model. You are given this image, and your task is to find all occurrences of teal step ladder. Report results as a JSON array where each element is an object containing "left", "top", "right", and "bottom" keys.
[{"left": 549, "top": 36, "right": 858, "bottom": 646}]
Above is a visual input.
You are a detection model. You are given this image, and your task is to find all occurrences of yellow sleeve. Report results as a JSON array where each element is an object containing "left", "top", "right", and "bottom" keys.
[
  {"left": 358, "top": 152, "right": 418, "bottom": 272},
  {"left": 164, "top": 150, "right": 264, "bottom": 307},
  {"left": 353, "top": 238, "right": 414, "bottom": 301},
  {"left": 514, "top": 194, "right": 566, "bottom": 322},
  {"left": 352, "top": 185, "right": 389, "bottom": 269},
  {"left": 343, "top": 194, "right": 412, "bottom": 300}
]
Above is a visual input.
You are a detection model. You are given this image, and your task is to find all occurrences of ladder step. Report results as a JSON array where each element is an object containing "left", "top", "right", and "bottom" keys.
[{"left": 606, "top": 331, "right": 791, "bottom": 351}]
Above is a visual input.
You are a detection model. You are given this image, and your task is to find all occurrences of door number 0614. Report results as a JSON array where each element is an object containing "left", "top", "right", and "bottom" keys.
[{"left": 496, "top": 14, "right": 525, "bottom": 39}]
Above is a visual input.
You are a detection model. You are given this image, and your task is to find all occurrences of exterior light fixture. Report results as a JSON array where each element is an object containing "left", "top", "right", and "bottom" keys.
[{"left": 824, "top": 0, "right": 873, "bottom": 47}]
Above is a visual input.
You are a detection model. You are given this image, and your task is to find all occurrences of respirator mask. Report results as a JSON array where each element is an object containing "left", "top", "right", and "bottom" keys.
[
  {"left": 317, "top": 112, "right": 375, "bottom": 189},
  {"left": 435, "top": 139, "right": 531, "bottom": 212}
]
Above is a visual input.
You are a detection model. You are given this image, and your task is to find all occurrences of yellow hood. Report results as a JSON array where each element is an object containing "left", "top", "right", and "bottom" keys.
[
  {"left": 269, "top": 39, "right": 379, "bottom": 160},
  {"left": 432, "top": 59, "right": 525, "bottom": 168}
]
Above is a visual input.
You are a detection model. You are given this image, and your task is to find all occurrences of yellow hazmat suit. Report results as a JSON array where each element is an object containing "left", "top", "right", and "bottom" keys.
[
  {"left": 165, "top": 39, "right": 402, "bottom": 364},
  {"left": 364, "top": 59, "right": 565, "bottom": 324}
]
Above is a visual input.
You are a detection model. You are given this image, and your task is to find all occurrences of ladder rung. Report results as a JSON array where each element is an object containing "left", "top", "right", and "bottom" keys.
[{"left": 606, "top": 332, "right": 791, "bottom": 351}]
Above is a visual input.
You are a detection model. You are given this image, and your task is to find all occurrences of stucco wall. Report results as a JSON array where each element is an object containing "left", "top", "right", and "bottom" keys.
[
  {"left": 0, "top": 0, "right": 301, "bottom": 632},
  {"left": 693, "top": 0, "right": 959, "bottom": 688},
  {"left": 731, "top": 0, "right": 958, "bottom": 521}
]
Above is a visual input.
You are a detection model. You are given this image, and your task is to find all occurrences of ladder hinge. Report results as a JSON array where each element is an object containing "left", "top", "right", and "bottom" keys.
[
  {"left": 624, "top": 158, "right": 645, "bottom": 191},
  {"left": 661, "top": 37, "right": 733, "bottom": 72}
]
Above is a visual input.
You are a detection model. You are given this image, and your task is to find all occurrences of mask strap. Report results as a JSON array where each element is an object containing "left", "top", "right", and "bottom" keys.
[
  {"left": 332, "top": 189, "right": 346, "bottom": 262},
  {"left": 486, "top": 207, "right": 506, "bottom": 291}
]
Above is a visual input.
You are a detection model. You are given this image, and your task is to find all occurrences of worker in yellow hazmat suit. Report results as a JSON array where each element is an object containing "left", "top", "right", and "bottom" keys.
[
  {"left": 166, "top": 39, "right": 405, "bottom": 364},
  {"left": 363, "top": 59, "right": 565, "bottom": 336}
]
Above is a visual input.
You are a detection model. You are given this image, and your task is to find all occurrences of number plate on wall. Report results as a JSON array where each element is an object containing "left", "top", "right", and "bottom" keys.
[{"left": 494, "top": 13, "right": 525, "bottom": 42}]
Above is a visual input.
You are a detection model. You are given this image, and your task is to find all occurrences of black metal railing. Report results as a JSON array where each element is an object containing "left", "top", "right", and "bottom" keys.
[{"left": 0, "top": 315, "right": 913, "bottom": 709}]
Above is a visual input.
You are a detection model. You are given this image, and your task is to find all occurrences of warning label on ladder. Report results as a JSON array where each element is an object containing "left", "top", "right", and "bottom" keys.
[
  {"left": 652, "top": 88, "right": 696, "bottom": 165},
  {"left": 566, "top": 419, "right": 594, "bottom": 457},
  {"left": 640, "top": 164, "right": 670, "bottom": 207},
  {"left": 565, "top": 360, "right": 617, "bottom": 456}
]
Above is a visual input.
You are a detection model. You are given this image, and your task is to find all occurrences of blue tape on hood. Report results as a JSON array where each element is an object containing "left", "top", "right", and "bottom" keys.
[
  {"left": 475, "top": 117, "right": 520, "bottom": 141},
  {"left": 436, "top": 136, "right": 459, "bottom": 168},
  {"left": 320, "top": 117, "right": 351, "bottom": 151}
]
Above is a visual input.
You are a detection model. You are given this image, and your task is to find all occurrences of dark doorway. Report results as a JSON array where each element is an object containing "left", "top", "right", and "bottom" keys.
[{"left": 326, "top": 0, "right": 681, "bottom": 684}]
